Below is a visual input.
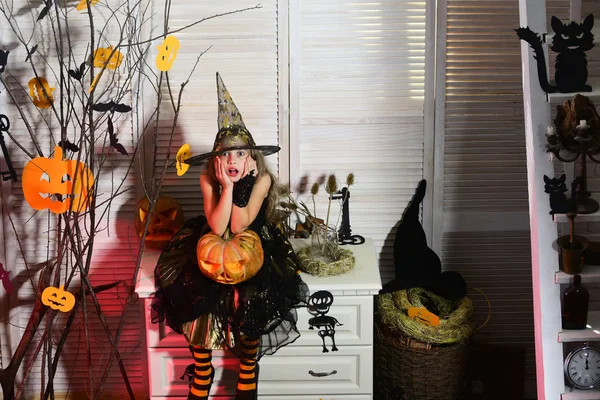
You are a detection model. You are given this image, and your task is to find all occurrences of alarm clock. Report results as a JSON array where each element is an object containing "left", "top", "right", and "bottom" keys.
[{"left": 564, "top": 343, "right": 600, "bottom": 390}]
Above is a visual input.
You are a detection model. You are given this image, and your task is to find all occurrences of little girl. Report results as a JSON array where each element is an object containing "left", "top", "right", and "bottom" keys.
[{"left": 152, "top": 73, "right": 309, "bottom": 400}]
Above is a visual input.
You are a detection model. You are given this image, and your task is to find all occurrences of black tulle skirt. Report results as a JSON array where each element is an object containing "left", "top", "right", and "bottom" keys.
[{"left": 151, "top": 216, "right": 309, "bottom": 360}]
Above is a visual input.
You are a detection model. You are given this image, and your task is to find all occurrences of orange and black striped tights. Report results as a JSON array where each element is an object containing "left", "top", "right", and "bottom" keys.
[{"left": 187, "top": 336, "right": 260, "bottom": 400}]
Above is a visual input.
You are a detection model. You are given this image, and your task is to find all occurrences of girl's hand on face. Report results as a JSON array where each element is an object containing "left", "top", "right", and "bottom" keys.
[
  {"left": 215, "top": 157, "right": 234, "bottom": 190},
  {"left": 243, "top": 156, "right": 257, "bottom": 178}
]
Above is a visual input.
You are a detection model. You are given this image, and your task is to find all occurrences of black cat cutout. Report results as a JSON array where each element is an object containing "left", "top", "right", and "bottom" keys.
[
  {"left": 307, "top": 290, "right": 343, "bottom": 353},
  {"left": 0, "top": 50, "right": 9, "bottom": 74},
  {"left": 543, "top": 174, "right": 582, "bottom": 214},
  {"left": 516, "top": 14, "right": 595, "bottom": 93}
]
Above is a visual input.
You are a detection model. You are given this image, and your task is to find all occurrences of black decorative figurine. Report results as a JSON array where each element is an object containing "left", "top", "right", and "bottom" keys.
[
  {"left": 543, "top": 174, "right": 582, "bottom": 215},
  {"left": 516, "top": 14, "right": 594, "bottom": 93},
  {"left": 307, "top": 290, "right": 343, "bottom": 353},
  {"left": 331, "top": 187, "right": 365, "bottom": 245}
]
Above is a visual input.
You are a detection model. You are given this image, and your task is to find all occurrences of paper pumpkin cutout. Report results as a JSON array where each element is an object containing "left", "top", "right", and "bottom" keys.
[
  {"left": 516, "top": 14, "right": 595, "bottom": 93},
  {"left": 176, "top": 144, "right": 191, "bottom": 176},
  {"left": 408, "top": 306, "right": 440, "bottom": 327},
  {"left": 42, "top": 285, "right": 75, "bottom": 312},
  {"left": 135, "top": 196, "right": 184, "bottom": 249},
  {"left": 93, "top": 46, "right": 123, "bottom": 70},
  {"left": 156, "top": 36, "right": 180, "bottom": 72},
  {"left": 28, "top": 77, "right": 54, "bottom": 108},
  {"left": 196, "top": 230, "right": 264, "bottom": 284},
  {"left": 22, "top": 146, "right": 95, "bottom": 214},
  {"left": 307, "top": 290, "right": 343, "bottom": 353},
  {"left": 76, "top": 0, "right": 99, "bottom": 11},
  {"left": 0, "top": 50, "right": 9, "bottom": 73}
]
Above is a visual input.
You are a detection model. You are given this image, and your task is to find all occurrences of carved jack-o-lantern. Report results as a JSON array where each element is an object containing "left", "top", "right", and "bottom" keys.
[
  {"left": 196, "top": 230, "right": 264, "bottom": 284},
  {"left": 42, "top": 285, "right": 75, "bottom": 313},
  {"left": 93, "top": 46, "right": 123, "bottom": 70},
  {"left": 135, "top": 196, "right": 184, "bottom": 249},
  {"left": 22, "top": 146, "right": 95, "bottom": 214},
  {"left": 156, "top": 36, "right": 180, "bottom": 72},
  {"left": 28, "top": 77, "right": 55, "bottom": 108}
]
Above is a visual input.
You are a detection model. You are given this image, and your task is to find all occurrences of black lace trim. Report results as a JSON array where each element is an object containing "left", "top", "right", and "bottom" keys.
[{"left": 233, "top": 172, "right": 255, "bottom": 208}]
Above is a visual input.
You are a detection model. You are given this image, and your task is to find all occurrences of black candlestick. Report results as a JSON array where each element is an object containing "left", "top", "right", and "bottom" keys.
[{"left": 331, "top": 187, "right": 365, "bottom": 245}]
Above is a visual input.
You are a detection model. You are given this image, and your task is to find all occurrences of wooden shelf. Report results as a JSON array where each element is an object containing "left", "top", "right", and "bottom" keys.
[
  {"left": 556, "top": 266, "right": 600, "bottom": 284},
  {"left": 554, "top": 195, "right": 600, "bottom": 222},
  {"left": 547, "top": 79, "right": 600, "bottom": 102},
  {"left": 559, "top": 312, "right": 600, "bottom": 343},
  {"left": 562, "top": 386, "right": 600, "bottom": 399}
]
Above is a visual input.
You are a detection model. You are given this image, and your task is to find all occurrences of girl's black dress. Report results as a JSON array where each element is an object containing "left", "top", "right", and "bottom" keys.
[{"left": 151, "top": 202, "right": 309, "bottom": 360}]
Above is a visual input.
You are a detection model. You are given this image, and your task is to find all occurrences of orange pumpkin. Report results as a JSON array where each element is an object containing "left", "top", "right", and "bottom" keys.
[
  {"left": 76, "top": 0, "right": 99, "bottom": 11},
  {"left": 22, "top": 146, "right": 95, "bottom": 214},
  {"left": 28, "top": 77, "right": 54, "bottom": 108},
  {"left": 135, "top": 196, "right": 184, "bottom": 249},
  {"left": 197, "top": 230, "right": 264, "bottom": 284},
  {"left": 93, "top": 46, "right": 123, "bottom": 70},
  {"left": 156, "top": 36, "right": 180, "bottom": 72},
  {"left": 42, "top": 285, "right": 75, "bottom": 313}
]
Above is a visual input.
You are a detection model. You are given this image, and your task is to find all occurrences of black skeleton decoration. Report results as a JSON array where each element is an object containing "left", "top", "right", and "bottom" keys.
[
  {"left": 307, "top": 290, "right": 343, "bottom": 353},
  {"left": 180, "top": 363, "right": 195, "bottom": 388},
  {"left": 332, "top": 187, "right": 365, "bottom": 245}
]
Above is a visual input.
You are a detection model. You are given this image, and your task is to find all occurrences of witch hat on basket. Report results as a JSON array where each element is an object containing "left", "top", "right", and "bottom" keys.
[
  {"left": 379, "top": 180, "right": 467, "bottom": 301},
  {"left": 185, "top": 72, "right": 280, "bottom": 166}
]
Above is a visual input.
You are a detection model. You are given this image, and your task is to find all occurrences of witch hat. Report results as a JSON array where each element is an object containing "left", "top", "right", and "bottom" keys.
[
  {"left": 379, "top": 180, "right": 467, "bottom": 301},
  {"left": 185, "top": 72, "right": 280, "bottom": 166}
]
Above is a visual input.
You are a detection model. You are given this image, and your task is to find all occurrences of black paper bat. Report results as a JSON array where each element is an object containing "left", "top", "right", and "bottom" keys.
[
  {"left": 0, "top": 50, "right": 9, "bottom": 74},
  {"left": 0, "top": 263, "right": 14, "bottom": 295},
  {"left": 58, "top": 139, "right": 79, "bottom": 153},
  {"left": 25, "top": 44, "right": 38, "bottom": 63},
  {"left": 92, "top": 100, "right": 132, "bottom": 114},
  {"left": 67, "top": 62, "right": 86, "bottom": 82},
  {"left": 107, "top": 117, "right": 127, "bottom": 156},
  {"left": 37, "top": 0, "right": 53, "bottom": 21}
]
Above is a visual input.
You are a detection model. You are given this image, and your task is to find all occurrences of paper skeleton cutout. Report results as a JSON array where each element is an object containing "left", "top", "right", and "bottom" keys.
[
  {"left": 180, "top": 363, "right": 195, "bottom": 388},
  {"left": 307, "top": 290, "right": 343, "bottom": 353}
]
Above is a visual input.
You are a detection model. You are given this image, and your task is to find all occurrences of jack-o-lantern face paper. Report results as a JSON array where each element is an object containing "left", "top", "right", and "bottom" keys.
[
  {"left": 197, "top": 230, "right": 264, "bottom": 284},
  {"left": 42, "top": 285, "right": 75, "bottom": 312},
  {"left": 93, "top": 46, "right": 123, "bottom": 70},
  {"left": 22, "top": 146, "right": 95, "bottom": 214},
  {"left": 135, "top": 196, "right": 184, "bottom": 249},
  {"left": 28, "top": 77, "right": 54, "bottom": 109},
  {"left": 156, "top": 36, "right": 180, "bottom": 72}
]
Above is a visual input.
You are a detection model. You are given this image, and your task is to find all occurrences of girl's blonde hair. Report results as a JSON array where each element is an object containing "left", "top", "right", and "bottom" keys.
[{"left": 203, "top": 149, "right": 285, "bottom": 221}]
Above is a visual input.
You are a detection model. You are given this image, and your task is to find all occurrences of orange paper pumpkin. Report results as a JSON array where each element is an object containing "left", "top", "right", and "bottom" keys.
[
  {"left": 407, "top": 306, "right": 440, "bottom": 327},
  {"left": 93, "top": 46, "right": 123, "bottom": 70},
  {"left": 135, "top": 196, "right": 184, "bottom": 249},
  {"left": 42, "top": 285, "right": 75, "bottom": 312},
  {"left": 22, "top": 146, "right": 95, "bottom": 214},
  {"left": 28, "top": 77, "right": 54, "bottom": 108},
  {"left": 175, "top": 143, "right": 191, "bottom": 176},
  {"left": 76, "top": 0, "right": 99, "bottom": 11},
  {"left": 156, "top": 36, "right": 180, "bottom": 72},
  {"left": 197, "top": 230, "right": 264, "bottom": 284}
]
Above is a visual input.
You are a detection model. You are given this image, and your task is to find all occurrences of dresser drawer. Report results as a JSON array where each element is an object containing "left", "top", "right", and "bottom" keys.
[
  {"left": 149, "top": 345, "right": 373, "bottom": 397},
  {"left": 145, "top": 295, "right": 373, "bottom": 348}
]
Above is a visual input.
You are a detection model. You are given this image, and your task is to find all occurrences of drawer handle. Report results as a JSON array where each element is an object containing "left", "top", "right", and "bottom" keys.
[{"left": 308, "top": 369, "right": 337, "bottom": 377}]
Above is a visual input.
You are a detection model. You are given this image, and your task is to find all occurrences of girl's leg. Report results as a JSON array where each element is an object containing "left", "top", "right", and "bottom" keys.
[
  {"left": 235, "top": 336, "right": 260, "bottom": 399},
  {"left": 188, "top": 346, "right": 214, "bottom": 400}
]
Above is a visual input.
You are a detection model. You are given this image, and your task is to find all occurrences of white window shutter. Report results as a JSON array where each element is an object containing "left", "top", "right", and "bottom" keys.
[{"left": 290, "top": 0, "right": 429, "bottom": 283}]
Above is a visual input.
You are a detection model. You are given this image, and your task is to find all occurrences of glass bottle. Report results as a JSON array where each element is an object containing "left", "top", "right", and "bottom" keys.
[{"left": 562, "top": 274, "right": 589, "bottom": 330}]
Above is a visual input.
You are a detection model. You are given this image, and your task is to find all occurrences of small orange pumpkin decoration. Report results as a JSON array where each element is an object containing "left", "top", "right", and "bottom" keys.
[
  {"left": 42, "top": 285, "right": 76, "bottom": 312},
  {"left": 156, "top": 36, "right": 180, "bottom": 72},
  {"left": 76, "top": 0, "right": 99, "bottom": 11},
  {"left": 22, "top": 146, "right": 95, "bottom": 214},
  {"left": 197, "top": 229, "right": 264, "bottom": 284},
  {"left": 135, "top": 196, "right": 184, "bottom": 249},
  {"left": 93, "top": 45, "right": 123, "bottom": 70},
  {"left": 28, "top": 77, "right": 55, "bottom": 108}
]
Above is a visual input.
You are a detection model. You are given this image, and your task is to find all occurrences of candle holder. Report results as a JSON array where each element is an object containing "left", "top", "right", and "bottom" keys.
[{"left": 547, "top": 120, "right": 600, "bottom": 214}]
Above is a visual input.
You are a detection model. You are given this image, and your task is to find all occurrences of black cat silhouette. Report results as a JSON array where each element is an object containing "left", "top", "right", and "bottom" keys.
[
  {"left": 516, "top": 14, "right": 595, "bottom": 93},
  {"left": 543, "top": 174, "right": 582, "bottom": 214}
]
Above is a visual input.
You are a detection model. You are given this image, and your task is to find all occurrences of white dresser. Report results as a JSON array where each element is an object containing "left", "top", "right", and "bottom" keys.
[{"left": 136, "top": 238, "right": 382, "bottom": 399}]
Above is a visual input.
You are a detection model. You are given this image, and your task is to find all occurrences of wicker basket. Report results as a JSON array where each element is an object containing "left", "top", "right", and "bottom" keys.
[{"left": 375, "top": 318, "right": 471, "bottom": 400}]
